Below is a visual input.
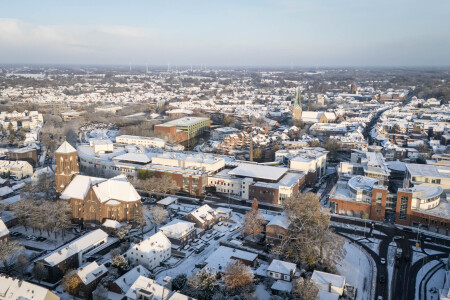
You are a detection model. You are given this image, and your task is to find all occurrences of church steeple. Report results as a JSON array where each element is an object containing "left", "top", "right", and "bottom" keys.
[
  {"left": 293, "top": 87, "right": 303, "bottom": 120},
  {"left": 55, "top": 141, "right": 79, "bottom": 193}
]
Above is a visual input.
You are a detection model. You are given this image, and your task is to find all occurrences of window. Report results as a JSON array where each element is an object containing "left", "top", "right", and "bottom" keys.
[
  {"left": 399, "top": 196, "right": 408, "bottom": 220},
  {"left": 375, "top": 192, "right": 383, "bottom": 206}
]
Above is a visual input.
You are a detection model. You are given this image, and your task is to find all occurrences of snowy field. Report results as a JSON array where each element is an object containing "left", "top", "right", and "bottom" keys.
[{"left": 337, "top": 241, "right": 374, "bottom": 300}]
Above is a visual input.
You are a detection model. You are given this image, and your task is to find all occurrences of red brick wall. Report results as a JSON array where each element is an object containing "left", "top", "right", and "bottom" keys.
[{"left": 249, "top": 185, "right": 279, "bottom": 204}]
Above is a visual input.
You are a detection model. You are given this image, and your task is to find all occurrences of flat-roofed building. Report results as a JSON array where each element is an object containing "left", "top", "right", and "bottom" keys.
[
  {"left": 116, "top": 135, "right": 166, "bottom": 148},
  {"left": 154, "top": 117, "right": 210, "bottom": 142},
  {"left": 404, "top": 163, "right": 450, "bottom": 192},
  {"left": 36, "top": 229, "right": 108, "bottom": 283}
]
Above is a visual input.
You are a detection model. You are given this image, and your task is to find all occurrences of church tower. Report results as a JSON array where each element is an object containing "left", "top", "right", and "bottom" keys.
[
  {"left": 293, "top": 87, "right": 303, "bottom": 120},
  {"left": 55, "top": 141, "right": 79, "bottom": 193}
]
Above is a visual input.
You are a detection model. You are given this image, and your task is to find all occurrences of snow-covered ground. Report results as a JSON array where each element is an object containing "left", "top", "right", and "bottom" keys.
[
  {"left": 254, "top": 284, "right": 271, "bottom": 300},
  {"left": 337, "top": 241, "right": 375, "bottom": 300},
  {"left": 331, "top": 221, "right": 387, "bottom": 236},
  {"left": 425, "top": 267, "right": 447, "bottom": 300},
  {"left": 412, "top": 247, "right": 444, "bottom": 264},
  {"left": 415, "top": 260, "right": 441, "bottom": 300},
  {"left": 9, "top": 226, "right": 77, "bottom": 251},
  {"left": 339, "top": 233, "right": 381, "bottom": 255}
]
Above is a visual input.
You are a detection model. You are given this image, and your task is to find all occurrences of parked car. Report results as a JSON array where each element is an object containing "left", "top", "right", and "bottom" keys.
[
  {"left": 379, "top": 275, "right": 385, "bottom": 284},
  {"left": 218, "top": 222, "right": 223, "bottom": 226},
  {"left": 380, "top": 258, "right": 386, "bottom": 264}
]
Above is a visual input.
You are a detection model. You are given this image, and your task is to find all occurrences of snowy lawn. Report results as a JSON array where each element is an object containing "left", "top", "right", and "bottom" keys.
[{"left": 337, "top": 241, "right": 374, "bottom": 300}]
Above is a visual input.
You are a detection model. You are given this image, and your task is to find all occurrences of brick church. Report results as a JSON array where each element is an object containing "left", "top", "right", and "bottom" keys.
[{"left": 55, "top": 141, "right": 143, "bottom": 224}]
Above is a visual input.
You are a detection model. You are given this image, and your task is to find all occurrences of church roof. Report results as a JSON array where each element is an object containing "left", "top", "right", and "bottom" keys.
[
  {"left": 60, "top": 174, "right": 141, "bottom": 203},
  {"left": 55, "top": 141, "right": 77, "bottom": 154}
]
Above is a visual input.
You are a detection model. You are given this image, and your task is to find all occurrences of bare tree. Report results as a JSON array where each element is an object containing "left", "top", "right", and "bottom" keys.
[
  {"left": 241, "top": 198, "right": 265, "bottom": 239},
  {"left": 158, "top": 175, "right": 179, "bottom": 196},
  {"left": 187, "top": 268, "right": 219, "bottom": 300},
  {"left": 274, "top": 193, "right": 346, "bottom": 271},
  {"left": 33, "top": 261, "right": 48, "bottom": 283},
  {"left": 62, "top": 269, "right": 81, "bottom": 295},
  {"left": 149, "top": 206, "right": 168, "bottom": 232},
  {"left": 223, "top": 260, "right": 254, "bottom": 295},
  {"left": 0, "top": 240, "right": 24, "bottom": 272},
  {"left": 293, "top": 277, "right": 319, "bottom": 300},
  {"left": 15, "top": 254, "right": 29, "bottom": 277}
]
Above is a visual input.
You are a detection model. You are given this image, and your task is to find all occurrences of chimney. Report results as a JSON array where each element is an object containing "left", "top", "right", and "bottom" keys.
[{"left": 328, "top": 282, "right": 332, "bottom": 293}]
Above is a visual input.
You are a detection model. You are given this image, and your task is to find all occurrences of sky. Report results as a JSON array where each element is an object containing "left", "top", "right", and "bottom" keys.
[{"left": 0, "top": 0, "right": 449, "bottom": 67}]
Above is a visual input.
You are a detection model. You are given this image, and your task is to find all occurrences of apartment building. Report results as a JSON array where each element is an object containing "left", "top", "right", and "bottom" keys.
[
  {"left": 116, "top": 135, "right": 166, "bottom": 148},
  {"left": 154, "top": 117, "right": 210, "bottom": 142}
]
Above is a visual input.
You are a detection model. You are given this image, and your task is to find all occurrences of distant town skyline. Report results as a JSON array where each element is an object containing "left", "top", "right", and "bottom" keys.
[{"left": 1, "top": 0, "right": 449, "bottom": 66}]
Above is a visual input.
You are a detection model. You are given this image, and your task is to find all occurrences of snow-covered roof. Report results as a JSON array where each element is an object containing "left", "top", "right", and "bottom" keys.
[
  {"left": 76, "top": 261, "right": 107, "bottom": 285},
  {"left": 406, "top": 163, "right": 450, "bottom": 178},
  {"left": 271, "top": 280, "right": 292, "bottom": 292},
  {"left": 0, "top": 275, "right": 57, "bottom": 300},
  {"left": 102, "top": 219, "right": 122, "bottom": 229},
  {"left": 266, "top": 215, "right": 290, "bottom": 229},
  {"left": 317, "top": 290, "right": 339, "bottom": 300},
  {"left": 157, "top": 196, "right": 178, "bottom": 206},
  {"left": 205, "top": 246, "right": 258, "bottom": 271},
  {"left": 61, "top": 174, "right": 140, "bottom": 203},
  {"left": 168, "top": 292, "right": 193, "bottom": 300},
  {"left": 130, "top": 231, "right": 171, "bottom": 256},
  {"left": 124, "top": 275, "right": 169, "bottom": 300},
  {"left": 42, "top": 229, "right": 108, "bottom": 266},
  {"left": 55, "top": 141, "right": 77, "bottom": 154},
  {"left": 0, "top": 186, "right": 13, "bottom": 197},
  {"left": 160, "top": 219, "right": 195, "bottom": 235},
  {"left": 189, "top": 204, "right": 216, "bottom": 224},
  {"left": 0, "top": 218, "right": 9, "bottom": 237},
  {"left": 113, "top": 265, "right": 150, "bottom": 293},
  {"left": 311, "top": 270, "right": 345, "bottom": 289},
  {"left": 228, "top": 163, "right": 288, "bottom": 181},
  {"left": 267, "top": 259, "right": 296, "bottom": 275}
]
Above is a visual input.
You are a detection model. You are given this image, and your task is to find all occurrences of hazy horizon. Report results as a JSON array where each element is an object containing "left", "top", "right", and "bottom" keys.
[{"left": 1, "top": 0, "right": 449, "bottom": 67}]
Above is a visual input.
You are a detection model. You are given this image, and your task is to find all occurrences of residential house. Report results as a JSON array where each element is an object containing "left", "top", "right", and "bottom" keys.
[
  {"left": 266, "top": 215, "right": 289, "bottom": 244},
  {"left": 311, "top": 270, "right": 346, "bottom": 296},
  {"left": 0, "top": 275, "right": 60, "bottom": 300},
  {"left": 125, "top": 231, "right": 171, "bottom": 270},
  {"left": 73, "top": 262, "right": 108, "bottom": 299},
  {"left": 267, "top": 259, "right": 297, "bottom": 282},
  {"left": 160, "top": 219, "right": 196, "bottom": 248},
  {"left": 183, "top": 204, "right": 217, "bottom": 230}
]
